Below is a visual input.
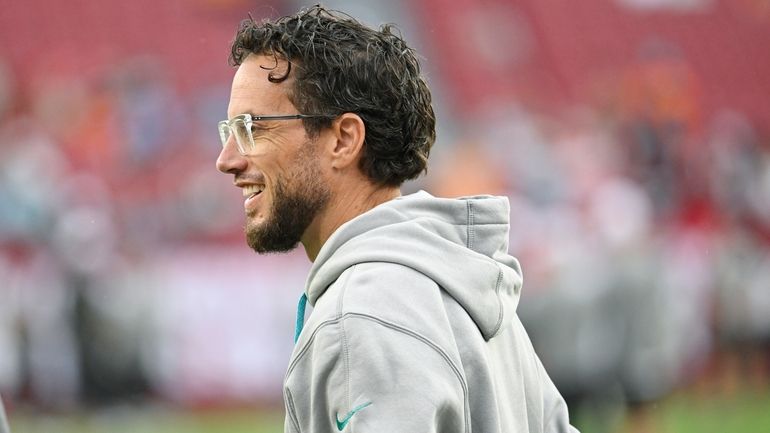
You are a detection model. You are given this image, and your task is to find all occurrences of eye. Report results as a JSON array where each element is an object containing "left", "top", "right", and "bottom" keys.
[{"left": 249, "top": 121, "right": 271, "bottom": 136}]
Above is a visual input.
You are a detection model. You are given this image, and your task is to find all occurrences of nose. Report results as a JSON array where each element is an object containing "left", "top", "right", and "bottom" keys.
[{"left": 216, "top": 137, "right": 247, "bottom": 174}]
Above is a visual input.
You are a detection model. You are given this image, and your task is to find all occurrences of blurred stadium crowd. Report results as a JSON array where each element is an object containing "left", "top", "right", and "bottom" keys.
[{"left": 1, "top": 0, "right": 769, "bottom": 431}]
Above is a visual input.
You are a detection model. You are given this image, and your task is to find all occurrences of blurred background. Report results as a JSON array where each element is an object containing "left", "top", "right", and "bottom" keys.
[{"left": 1, "top": 0, "right": 769, "bottom": 432}]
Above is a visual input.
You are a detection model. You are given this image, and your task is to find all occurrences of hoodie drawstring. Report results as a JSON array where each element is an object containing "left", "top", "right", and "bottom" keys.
[{"left": 294, "top": 293, "right": 308, "bottom": 343}]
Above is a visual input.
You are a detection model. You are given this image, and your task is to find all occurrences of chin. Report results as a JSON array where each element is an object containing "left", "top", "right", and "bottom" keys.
[{"left": 245, "top": 219, "right": 264, "bottom": 239}]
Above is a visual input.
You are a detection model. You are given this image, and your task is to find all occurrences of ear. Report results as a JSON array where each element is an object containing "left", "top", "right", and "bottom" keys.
[{"left": 327, "top": 113, "right": 365, "bottom": 170}]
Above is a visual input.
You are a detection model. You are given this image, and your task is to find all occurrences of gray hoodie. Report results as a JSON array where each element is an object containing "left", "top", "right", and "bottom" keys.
[{"left": 284, "top": 191, "right": 578, "bottom": 433}]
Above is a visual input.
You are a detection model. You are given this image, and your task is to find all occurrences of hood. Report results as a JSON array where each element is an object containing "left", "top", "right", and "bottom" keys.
[{"left": 305, "top": 190, "right": 523, "bottom": 341}]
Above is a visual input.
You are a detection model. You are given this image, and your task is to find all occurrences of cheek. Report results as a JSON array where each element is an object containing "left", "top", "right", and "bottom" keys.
[
  {"left": 246, "top": 142, "right": 280, "bottom": 157},
  {"left": 252, "top": 130, "right": 296, "bottom": 153},
  {"left": 263, "top": 161, "right": 294, "bottom": 204}
]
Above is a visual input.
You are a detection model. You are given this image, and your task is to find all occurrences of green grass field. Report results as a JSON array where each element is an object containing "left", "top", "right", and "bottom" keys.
[
  {"left": 652, "top": 390, "right": 770, "bottom": 433},
  {"left": 8, "top": 405, "right": 284, "bottom": 433},
  {"left": 7, "top": 388, "right": 770, "bottom": 433}
]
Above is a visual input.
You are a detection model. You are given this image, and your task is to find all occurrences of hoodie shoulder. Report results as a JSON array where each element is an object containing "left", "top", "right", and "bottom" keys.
[{"left": 305, "top": 192, "right": 522, "bottom": 341}]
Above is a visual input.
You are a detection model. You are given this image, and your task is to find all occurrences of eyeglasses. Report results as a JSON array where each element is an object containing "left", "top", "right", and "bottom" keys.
[{"left": 218, "top": 113, "right": 332, "bottom": 155}]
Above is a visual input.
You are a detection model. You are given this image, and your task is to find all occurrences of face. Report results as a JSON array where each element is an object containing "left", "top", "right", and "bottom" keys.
[{"left": 217, "top": 54, "right": 331, "bottom": 253}]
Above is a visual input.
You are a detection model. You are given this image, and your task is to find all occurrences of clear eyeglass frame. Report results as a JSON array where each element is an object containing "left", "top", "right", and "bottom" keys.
[{"left": 217, "top": 113, "right": 331, "bottom": 155}]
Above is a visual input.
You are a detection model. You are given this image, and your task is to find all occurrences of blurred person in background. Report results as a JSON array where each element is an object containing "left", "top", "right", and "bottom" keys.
[
  {"left": 0, "top": 396, "right": 8, "bottom": 433},
  {"left": 215, "top": 5, "right": 577, "bottom": 433}
]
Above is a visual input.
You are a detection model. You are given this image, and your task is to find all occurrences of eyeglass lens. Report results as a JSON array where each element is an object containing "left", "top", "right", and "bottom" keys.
[{"left": 219, "top": 117, "right": 252, "bottom": 154}]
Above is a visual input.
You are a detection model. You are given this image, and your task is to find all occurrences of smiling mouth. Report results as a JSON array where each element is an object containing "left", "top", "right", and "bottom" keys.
[{"left": 242, "top": 184, "right": 265, "bottom": 200}]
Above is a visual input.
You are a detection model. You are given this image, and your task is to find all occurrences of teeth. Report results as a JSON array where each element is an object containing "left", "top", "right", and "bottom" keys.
[{"left": 242, "top": 185, "right": 264, "bottom": 197}]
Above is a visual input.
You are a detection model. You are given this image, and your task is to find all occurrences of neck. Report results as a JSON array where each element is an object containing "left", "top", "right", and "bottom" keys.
[{"left": 301, "top": 182, "right": 401, "bottom": 261}]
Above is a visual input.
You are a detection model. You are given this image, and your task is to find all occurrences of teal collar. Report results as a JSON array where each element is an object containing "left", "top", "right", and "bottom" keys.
[{"left": 294, "top": 293, "right": 308, "bottom": 343}]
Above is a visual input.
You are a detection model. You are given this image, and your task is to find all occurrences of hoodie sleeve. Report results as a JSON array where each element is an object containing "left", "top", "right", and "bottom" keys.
[{"left": 284, "top": 315, "right": 468, "bottom": 433}]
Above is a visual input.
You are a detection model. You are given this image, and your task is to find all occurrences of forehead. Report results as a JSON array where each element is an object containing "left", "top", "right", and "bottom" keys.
[{"left": 227, "top": 54, "right": 295, "bottom": 119}]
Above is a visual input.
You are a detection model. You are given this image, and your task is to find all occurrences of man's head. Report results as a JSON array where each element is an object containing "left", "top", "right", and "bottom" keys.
[{"left": 217, "top": 6, "right": 435, "bottom": 255}]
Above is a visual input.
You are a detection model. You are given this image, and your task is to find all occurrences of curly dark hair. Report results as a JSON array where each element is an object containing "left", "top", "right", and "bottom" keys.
[{"left": 229, "top": 5, "right": 436, "bottom": 186}]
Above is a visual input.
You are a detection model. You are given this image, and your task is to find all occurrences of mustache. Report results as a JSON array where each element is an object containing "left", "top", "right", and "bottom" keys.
[{"left": 235, "top": 173, "right": 267, "bottom": 185}]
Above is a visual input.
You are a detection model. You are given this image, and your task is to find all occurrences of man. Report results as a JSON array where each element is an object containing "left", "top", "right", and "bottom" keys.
[{"left": 216, "top": 6, "right": 577, "bottom": 432}]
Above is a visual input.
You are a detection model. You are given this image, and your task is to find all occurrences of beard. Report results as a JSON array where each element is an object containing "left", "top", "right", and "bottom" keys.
[{"left": 245, "top": 144, "right": 330, "bottom": 254}]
